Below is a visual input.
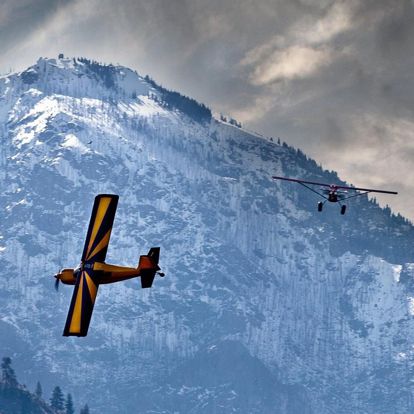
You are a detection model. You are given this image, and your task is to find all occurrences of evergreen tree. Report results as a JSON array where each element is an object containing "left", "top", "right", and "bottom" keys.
[
  {"left": 50, "top": 386, "right": 64, "bottom": 410},
  {"left": 80, "top": 404, "right": 89, "bottom": 414},
  {"left": 1, "top": 356, "right": 17, "bottom": 386},
  {"left": 65, "top": 393, "right": 75, "bottom": 414},
  {"left": 35, "top": 381, "right": 42, "bottom": 399}
]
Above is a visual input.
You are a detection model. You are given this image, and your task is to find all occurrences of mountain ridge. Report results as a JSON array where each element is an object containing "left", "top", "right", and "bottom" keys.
[{"left": 1, "top": 56, "right": 414, "bottom": 413}]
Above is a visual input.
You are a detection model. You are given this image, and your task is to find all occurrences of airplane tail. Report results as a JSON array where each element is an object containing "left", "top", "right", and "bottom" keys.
[{"left": 138, "top": 247, "right": 162, "bottom": 288}]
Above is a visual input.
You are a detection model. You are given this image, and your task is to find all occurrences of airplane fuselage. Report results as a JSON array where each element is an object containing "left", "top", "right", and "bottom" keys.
[
  {"left": 327, "top": 185, "right": 339, "bottom": 202},
  {"left": 328, "top": 191, "right": 338, "bottom": 202},
  {"left": 56, "top": 257, "right": 157, "bottom": 285}
]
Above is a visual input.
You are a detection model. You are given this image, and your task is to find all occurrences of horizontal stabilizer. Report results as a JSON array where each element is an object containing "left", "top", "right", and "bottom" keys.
[
  {"left": 140, "top": 269, "right": 156, "bottom": 289},
  {"left": 139, "top": 247, "right": 161, "bottom": 288}
]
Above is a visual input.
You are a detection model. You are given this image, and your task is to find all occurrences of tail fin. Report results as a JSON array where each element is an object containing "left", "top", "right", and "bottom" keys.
[
  {"left": 147, "top": 247, "right": 160, "bottom": 265},
  {"left": 138, "top": 247, "right": 161, "bottom": 288}
]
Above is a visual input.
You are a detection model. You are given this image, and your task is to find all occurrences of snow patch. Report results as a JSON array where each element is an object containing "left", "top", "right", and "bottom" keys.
[
  {"left": 393, "top": 265, "right": 402, "bottom": 282},
  {"left": 61, "top": 134, "right": 89, "bottom": 154},
  {"left": 5, "top": 198, "right": 30, "bottom": 212},
  {"left": 408, "top": 297, "right": 414, "bottom": 315}
]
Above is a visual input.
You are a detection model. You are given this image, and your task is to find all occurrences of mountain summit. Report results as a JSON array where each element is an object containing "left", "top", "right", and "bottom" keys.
[{"left": 1, "top": 57, "right": 414, "bottom": 413}]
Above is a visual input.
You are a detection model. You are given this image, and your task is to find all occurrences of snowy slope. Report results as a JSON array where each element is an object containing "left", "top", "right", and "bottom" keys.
[{"left": 1, "top": 57, "right": 414, "bottom": 413}]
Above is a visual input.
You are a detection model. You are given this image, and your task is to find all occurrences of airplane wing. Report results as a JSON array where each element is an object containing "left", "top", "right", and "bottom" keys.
[
  {"left": 335, "top": 185, "right": 398, "bottom": 194},
  {"left": 63, "top": 194, "right": 118, "bottom": 336},
  {"left": 63, "top": 269, "right": 99, "bottom": 336},
  {"left": 272, "top": 176, "right": 397, "bottom": 195},
  {"left": 272, "top": 176, "right": 333, "bottom": 188},
  {"left": 81, "top": 194, "right": 119, "bottom": 263}
]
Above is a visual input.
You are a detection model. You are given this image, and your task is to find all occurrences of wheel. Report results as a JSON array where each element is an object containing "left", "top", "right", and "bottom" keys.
[
  {"left": 340, "top": 205, "right": 346, "bottom": 215},
  {"left": 318, "top": 202, "right": 323, "bottom": 212}
]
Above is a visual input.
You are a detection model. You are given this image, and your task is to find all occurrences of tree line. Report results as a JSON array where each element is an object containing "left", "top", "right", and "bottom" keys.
[{"left": 1, "top": 356, "right": 90, "bottom": 414}]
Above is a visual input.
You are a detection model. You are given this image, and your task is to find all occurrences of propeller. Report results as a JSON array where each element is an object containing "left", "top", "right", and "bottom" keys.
[
  {"left": 54, "top": 274, "right": 61, "bottom": 291},
  {"left": 54, "top": 265, "right": 62, "bottom": 291},
  {"left": 157, "top": 272, "right": 165, "bottom": 277}
]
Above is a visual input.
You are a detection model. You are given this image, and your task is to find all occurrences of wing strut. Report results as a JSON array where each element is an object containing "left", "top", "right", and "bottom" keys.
[{"left": 298, "top": 182, "right": 329, "bottom": 200}]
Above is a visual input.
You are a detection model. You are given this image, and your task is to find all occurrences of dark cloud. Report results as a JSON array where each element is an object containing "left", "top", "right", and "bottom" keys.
[
  {"left": 1, "top": 0, "right": 414, "bottom": 218},
  {"left": 0, "top": 0, "right": 73, "bottom": 57}
]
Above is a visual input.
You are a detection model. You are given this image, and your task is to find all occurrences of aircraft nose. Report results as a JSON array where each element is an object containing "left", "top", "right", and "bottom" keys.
[{"left": 54, "top": 272, "right": 64, "bottom": 281}]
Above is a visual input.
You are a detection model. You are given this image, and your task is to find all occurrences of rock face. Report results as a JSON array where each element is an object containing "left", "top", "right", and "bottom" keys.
[{"left": 1, "top": 57, "right": 414, "bottom": 413}]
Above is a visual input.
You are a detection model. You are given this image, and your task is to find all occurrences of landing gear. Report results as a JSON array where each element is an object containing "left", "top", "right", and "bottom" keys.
[{"left": 317, "top": 201, "right": 347, "bottom": 214}]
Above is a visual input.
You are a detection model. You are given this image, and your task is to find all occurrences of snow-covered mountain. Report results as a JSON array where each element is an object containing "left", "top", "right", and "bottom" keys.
[{"left": 1, "top": 56, "right": 414, "bottom": 413}]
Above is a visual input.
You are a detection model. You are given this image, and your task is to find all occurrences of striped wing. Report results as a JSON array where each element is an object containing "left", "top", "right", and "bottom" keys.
[
  {"left": 81, "top": 194, "right": 119, "bottom": 263},
  {"left": 63, "top": 269, "right": 99, "bottom": 336}
]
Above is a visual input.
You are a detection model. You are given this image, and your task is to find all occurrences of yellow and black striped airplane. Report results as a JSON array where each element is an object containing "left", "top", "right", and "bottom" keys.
[{"left": 54, "top": 194, "right": 164, "bottom": 337}]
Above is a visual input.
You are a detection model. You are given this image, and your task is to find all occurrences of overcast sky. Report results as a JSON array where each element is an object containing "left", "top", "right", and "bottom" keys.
[{"left": 1, "top": 0, "right": 414, "bottom": 219}]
